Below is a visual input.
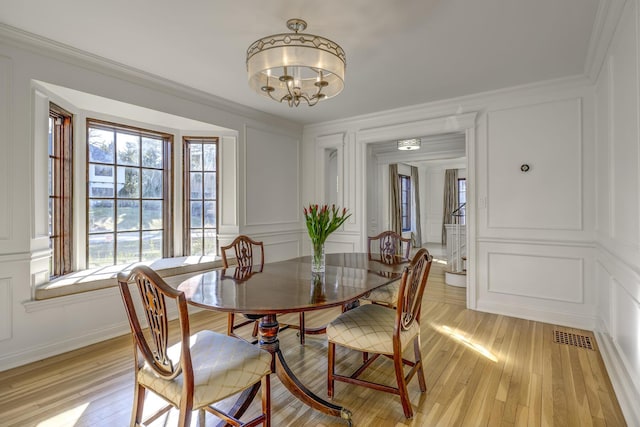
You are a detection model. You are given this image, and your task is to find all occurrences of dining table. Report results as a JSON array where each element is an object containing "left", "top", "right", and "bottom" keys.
[{"left": 177, "top": 252, "right": 407, "bottom": 425}]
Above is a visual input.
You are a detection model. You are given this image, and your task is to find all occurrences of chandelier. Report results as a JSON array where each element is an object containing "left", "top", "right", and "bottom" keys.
[
  {"left": 246, "top": 18, "right": 346, "bottom": 107},
  {"left": 397, "top": 138, "right": 422, "bottom": 151}
]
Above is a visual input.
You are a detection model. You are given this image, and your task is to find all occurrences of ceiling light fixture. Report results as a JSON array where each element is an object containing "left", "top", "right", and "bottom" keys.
[
  {"left": 397, "top": 138, "right": 421, "bottom": 151},
  {"left": 246, "top": 18, "right": 346, "bottom": 107}
]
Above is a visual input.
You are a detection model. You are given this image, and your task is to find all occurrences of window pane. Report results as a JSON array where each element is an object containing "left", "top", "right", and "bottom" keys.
[
  {"left": 191, "top": 201, "right": 202, "bottom": 228},
  {"left": 190, "top": 144, "right": 203, "bottom": 171},
  {"left": 190, "top": 173, "right": 202, "bottom": 199},
  {"left": 89, "top": 164, "right": 114, "bottom": 197},
  {"left": 89, "top": 200, "right": 114, "bottom": 232},
  {"left": 116, "top": 132, "right": 140, "bottom": 166},
  {"left": 117, "top": 200, "right": 140, "bottom": 231},
  {"left": 116, "top": 232, "right": 140, "bottom": 264},
  {"left": 204, "top": 172, "right": 216, "bottom": 199},
  {"left": 88, "top": 128, "right": 114, "bottom": 163},
  {"left": 117, "top": 167, "right": 140, "bottom": 198},
  {"left": 142, "top": 169, "right": 163, "bottom": 198},
  {"left": 190, "top": 229, "right": 203, "bottom": 255},
  {"left": 142, "top": 200, "right": 163, "bottom": 230},
  {"left": 204, "top": 201, "right": 216, "bottom": 228},
  {"left": 88, "top": 234, "right": 114, "bottom": 268},
  {"left": 204, "top": 230, "right": 216, "bottom": 256},
  {"left": 142, "top": 137, "right": 163, "bottom": 168},
  {"left": 142, "top": 230, "right": 163, "bottom": 261},
  {"left": 203, "top": 144, "right": 216, "bottom": 171},
  {"left": 48, "top": 117, "right": 54, "bottom": 156}
]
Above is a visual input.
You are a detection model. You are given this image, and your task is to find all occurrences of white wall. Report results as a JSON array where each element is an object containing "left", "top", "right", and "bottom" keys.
[
  {"left": 593, "top": 0, "right": 640, "bottom": 423},
  {"left": 0, "top": 27, "right": 303, "bottom": 371},
  {"left": 421, "top": 163, "right": 466, "bottom": 244}
]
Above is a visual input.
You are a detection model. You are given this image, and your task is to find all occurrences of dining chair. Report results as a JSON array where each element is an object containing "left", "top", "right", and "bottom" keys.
[
  {"left": 118, "top": 265, "right": 272, "bottom": 427},
  {"left": 326, "top": 248, "right": 433, "bottom": 419},
  {"left": 221, "top": 235, "right": 307, "bottom": 344},
  {"left": 362, "top": 230, "right": 412, "bottom": 307}
]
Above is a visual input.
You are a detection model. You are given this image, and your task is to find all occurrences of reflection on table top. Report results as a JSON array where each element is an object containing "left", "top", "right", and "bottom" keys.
[{"left": 178, "top": 252, "right": 407, "bottom": 314}]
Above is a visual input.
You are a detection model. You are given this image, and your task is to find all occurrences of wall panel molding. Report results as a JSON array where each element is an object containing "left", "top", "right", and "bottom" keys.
[
  {"left": 487, "top": 252, "right": 584, "bottom": 303},
  {"left": 0, "top": 55, "right": 12, "bottom": 241},
  {"left": 486, "top": 97, "right": 583, "bottom": 232},
  {"left": 0, "top": 278, "right": 11, "bottom": 341}
]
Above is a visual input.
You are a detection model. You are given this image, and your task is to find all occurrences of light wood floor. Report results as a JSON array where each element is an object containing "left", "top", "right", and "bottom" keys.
[{"left": 0, "top": 260, "right": 626, "bottom": 426}]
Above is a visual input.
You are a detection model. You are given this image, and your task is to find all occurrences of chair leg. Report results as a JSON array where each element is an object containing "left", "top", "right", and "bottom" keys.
[
  {"left": 327, "top": 341, "right": 335, "bottom": 398},
  {"left": 414, "top": 338, "right": 427, "bottom": 392},
  {"left": 252, "top": 320, "right": 259, "bottom": 337},
  {"left": 299, "top": 313, "right": 305, "bottom": 345},
  {"left": 394, "top": 352, "right": 414, "bottom": 418},
  {"left": 227, "top": 313, "right": 235, "bottom": 336},
  {"left": 131, "top": 383, "right": 145, "bottom": 427},
  {"left": 198, "top": 408, "right": 206, "bottom": 426},
  {"left": 177, "top": 401, "right": 193, "bottom": 427},
  {"left": 262, "top": 374, "right": 271, "bottom": 427}
]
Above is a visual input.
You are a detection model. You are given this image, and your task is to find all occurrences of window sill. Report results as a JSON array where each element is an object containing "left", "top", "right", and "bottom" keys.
[{"left": 34, "top": 256, "right": 223, "bottom": 300}]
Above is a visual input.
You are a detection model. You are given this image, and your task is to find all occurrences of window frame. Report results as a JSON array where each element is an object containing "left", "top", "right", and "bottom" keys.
[
  {"left": 49, "top": 103, "right": 74, "bottom": 278},
  {"left": 183, "top": 137, "right": 219, "bottom": 256},
  {"left": 457, "top": 177, "right": 466, "bottom": 225},
  {"left": 85, "top": 119, "right": 174, "bottom": 267},
  {"left": 399, "top": 174, "right": 412, "bottom": 232}
]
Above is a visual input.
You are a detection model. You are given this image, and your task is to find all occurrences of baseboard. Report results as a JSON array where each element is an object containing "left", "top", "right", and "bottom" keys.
[
  {"left": 595, "top": 329, "right": 640, "bottom": 426},
  {"left": 0, "top": 321, "right": 130, "bottom": 372},
  {"left": 476, "top": 300, "right": 597, "bottom": 330}
]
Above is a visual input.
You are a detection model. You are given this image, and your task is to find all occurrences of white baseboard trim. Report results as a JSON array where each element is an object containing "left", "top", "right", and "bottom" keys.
[
  {"left": 595, "top": 329, "right": 640, "bottom": 426},
  {"left": 476, "top": 300, "right": 596, "bottom": 330},
  {"left": 0, "top": 321, "right": 130, "bottom": 372}
]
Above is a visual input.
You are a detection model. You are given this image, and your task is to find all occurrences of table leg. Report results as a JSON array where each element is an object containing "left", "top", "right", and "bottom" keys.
[{"left": 259, "top": 314, "right": 353, "bottom": 424}]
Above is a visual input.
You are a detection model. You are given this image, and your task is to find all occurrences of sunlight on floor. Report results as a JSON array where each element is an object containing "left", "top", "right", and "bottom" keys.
[
  {"left": 432, "top": 324, "right": 498, "bottom": 363},
  {"left": 36, "top": 402, "right": 89, "bottom": 427}
]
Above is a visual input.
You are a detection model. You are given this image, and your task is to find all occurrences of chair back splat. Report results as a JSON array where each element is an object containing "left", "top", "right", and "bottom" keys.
[{"left": 368, "top": 230, "right": 411, "bottom": 264}]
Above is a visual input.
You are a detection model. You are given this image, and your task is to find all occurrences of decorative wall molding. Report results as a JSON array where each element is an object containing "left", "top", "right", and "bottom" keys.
[
  {"left": 0, "top": 278, "right": 11, "bottom": 341},
  {"left": 584, "top": 0, "right": 628, "bottom": 82},
  {"left": 0, "top": 55, "right": 11, "bottom": 241},
  {"left": 595, "top": 328, "right": 640, "bottom": 427},
  {"left": 357, "top": 112, "right": 477, "bottom": 144},
  {"left": 0, "top": 24, "right": 301, "bottom": 133},
  {"left": 486, "top": 252, "right": 584, "bottom": 303},
  {"left": 486, "top": 97, "right": 583, "bottom": 232}
]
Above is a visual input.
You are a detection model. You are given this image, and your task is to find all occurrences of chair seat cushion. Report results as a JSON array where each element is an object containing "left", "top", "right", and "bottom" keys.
[
  {"left": 361, "top": 281, "right": 399, "bottom": 306},
  {"left": 138, "top": 330, "right": 271, "bottom": 409},
  {"left": 327, "top": 303, "right": 420, "bottom": 355}
]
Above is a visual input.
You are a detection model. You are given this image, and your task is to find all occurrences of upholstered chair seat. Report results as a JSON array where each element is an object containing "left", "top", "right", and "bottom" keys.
[
  {"left": 326, "top": 303, "right": 419, "bottom": 355},
  {"left": 361, "top": 281, "right": 400, "bottom": 308},
  {"left": 138, "top": 330, "right": 272, "bottom": 409}
]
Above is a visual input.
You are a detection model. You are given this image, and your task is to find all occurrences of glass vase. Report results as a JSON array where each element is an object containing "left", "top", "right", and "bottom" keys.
[{"left": 311, "top": 241, "right": 325, "bottom": 273}]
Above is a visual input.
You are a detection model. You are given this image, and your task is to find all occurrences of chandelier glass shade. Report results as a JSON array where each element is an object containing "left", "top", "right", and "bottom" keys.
[
  {"left": 397, "top": 138, "right": 422, "bottom": 151},
  {"left": 246, "top": 19, "right": 346, "bottom": 107}
]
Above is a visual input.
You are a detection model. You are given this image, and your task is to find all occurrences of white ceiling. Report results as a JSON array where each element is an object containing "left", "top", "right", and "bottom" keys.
[{"left": 0, "top": 0, "right": 600, "bottom": 125}]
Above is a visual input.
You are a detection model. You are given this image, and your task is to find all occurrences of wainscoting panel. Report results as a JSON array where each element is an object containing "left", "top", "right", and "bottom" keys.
[
  {"left": 612, "top": 277, "right": 640, "bottom": 386},
  {"left": 487, "top": 252, "right": 583, "bottom": 303},
  {"left": 477, "top": 241, "right": 594, "bottom": 329},
  {"left": 0, "top": 278, "right": 11, "bottom": 341}
]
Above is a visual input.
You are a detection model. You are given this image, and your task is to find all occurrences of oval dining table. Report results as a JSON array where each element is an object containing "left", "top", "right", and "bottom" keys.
[{"left": 178, "top": 252, "right": 407, "bottom": 425}]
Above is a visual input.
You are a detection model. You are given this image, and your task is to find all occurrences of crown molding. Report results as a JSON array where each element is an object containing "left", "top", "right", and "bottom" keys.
[
  {"left": 0, "top": 23, "right": 302, "bottom": 133},
  {"left": 584, "top": 0, "right": 628, "bottom": 82}
]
